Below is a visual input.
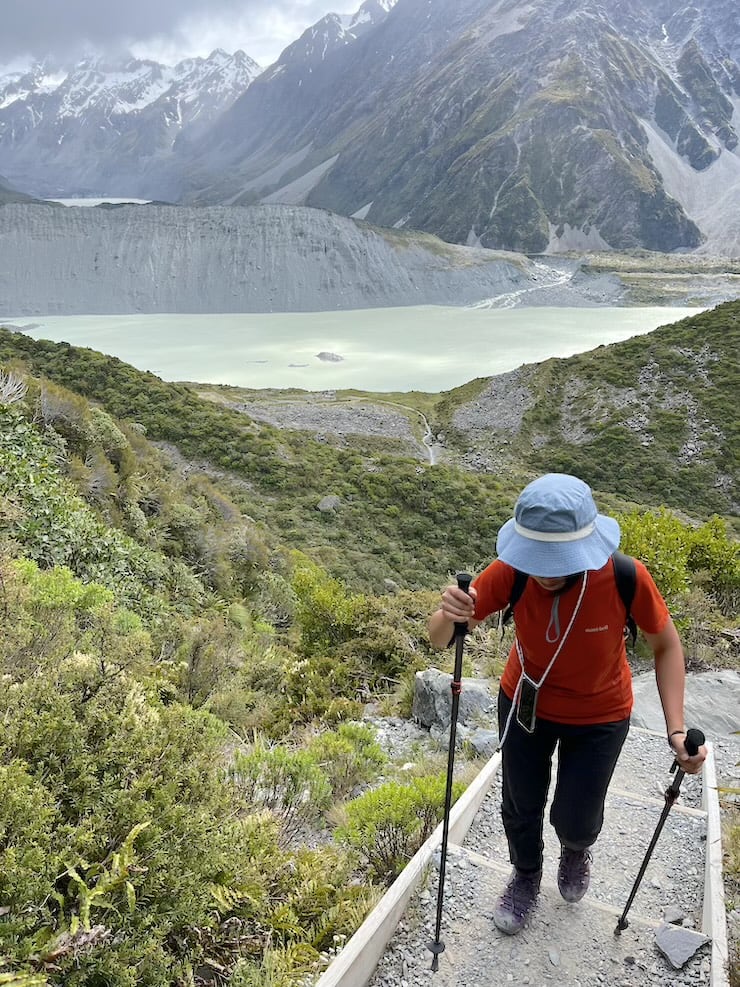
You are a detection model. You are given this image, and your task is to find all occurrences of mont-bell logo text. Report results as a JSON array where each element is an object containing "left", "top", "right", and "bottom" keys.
[{"left": 585, "top": 625, "right": 609, "bottom": 633}]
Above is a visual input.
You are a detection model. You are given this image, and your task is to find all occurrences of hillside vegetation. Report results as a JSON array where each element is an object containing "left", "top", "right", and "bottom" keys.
[
  {"left": 434, "top": 300, "right": 740, "bottom": 521},
  {"left": 0, "top": 307, "right": 738, "bottom": 986},
  {"left": 0, "top": 327, "right": 520, "bottom": 592}
]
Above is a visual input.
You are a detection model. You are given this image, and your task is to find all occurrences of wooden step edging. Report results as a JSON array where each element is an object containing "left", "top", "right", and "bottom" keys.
[
  {"left": 314, "top": 750, "right": 503, "bottom": 987},
  {"left": 703, "top": 743, "right": 730, "bottom": 987}
]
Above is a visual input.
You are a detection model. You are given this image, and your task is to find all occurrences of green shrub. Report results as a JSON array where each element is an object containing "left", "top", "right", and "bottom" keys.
[
  {"left": 0, "top": 405, "right": 203, "bottom": 615},
  {"left": 281, "top": 653, "right": 364, "bottom": 726},
  {"left": 334, "top": 773, "right": 466, "bottom": 882},
  {"left": 0, "top": 661, "right": 284, "bottom": 983},
  {"left": 687, "top": 516, "right": 740, "bottom": 612},
  {"left": 617, "top": 506, "right": 692, "bottom": 600},
  {"left": 0, "top": 559, "right": 153, "bottom": 683},
  {"left": 230, "top": 738, "right": 333, "bottom": 845},
  {"left": 0, "top": 762, "right": 58, "bottom": 921},
  {"left": 291, "top": 553, "right": 365, "bottom": 654},
  {"left": 254, "top": 571, "right": 299, "bottom": 629},
  {"left": 306, "top": 723, "right": 387, "bottom": 798}
]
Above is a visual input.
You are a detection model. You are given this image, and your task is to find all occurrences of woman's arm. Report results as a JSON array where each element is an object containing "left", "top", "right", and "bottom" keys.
[{"left": 643, "top": 617, "right": 706, "bottom": 774}]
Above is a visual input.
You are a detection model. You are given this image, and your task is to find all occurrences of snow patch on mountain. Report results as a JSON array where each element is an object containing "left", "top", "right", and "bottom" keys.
[
  {"left": 224, "top": 146, "right": 314, "bottom": 203},
  {"left": 479, "top": 1, "right": 536, "bottom": 42}
]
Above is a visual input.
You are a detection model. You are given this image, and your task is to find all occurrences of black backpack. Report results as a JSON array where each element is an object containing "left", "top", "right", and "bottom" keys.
[{"left": 500, "top": 551, "right": 637, "bottom": 645}]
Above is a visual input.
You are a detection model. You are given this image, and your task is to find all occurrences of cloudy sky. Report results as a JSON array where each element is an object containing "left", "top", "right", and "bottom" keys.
[{"left": 1, "top": 0, "right": 358, "bottom": 70}]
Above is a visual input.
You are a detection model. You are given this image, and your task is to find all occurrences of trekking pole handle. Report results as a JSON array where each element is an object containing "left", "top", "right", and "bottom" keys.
[
  {"left": 454, "top": 572, "right": 472, "bottom": 638},
  {"left": 683, "top": 728, "right": 705, "bottom": 757},
  {"left": 667, "top": 728, "right": 705, "bottom": 799}
]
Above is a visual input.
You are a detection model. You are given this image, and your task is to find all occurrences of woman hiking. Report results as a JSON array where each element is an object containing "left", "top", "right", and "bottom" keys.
[{"left": 428, "top": 472, "right": 706, "bottom": 935}]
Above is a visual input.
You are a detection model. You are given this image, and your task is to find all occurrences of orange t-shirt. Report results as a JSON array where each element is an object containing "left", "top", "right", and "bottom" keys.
[{"left": 471, "top": 558, "right": 670, "bottom": 724}]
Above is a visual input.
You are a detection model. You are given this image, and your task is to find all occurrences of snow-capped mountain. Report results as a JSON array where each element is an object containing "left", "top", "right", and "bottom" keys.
[
  {"left": 1, "top": 0, "right": 738, "bottom": 255},
  {"left": 260, "top": 0, "right": 397, "bottom": 79},
  {"left": 0, "top": 49, "right": 261, "bottom": 197}
]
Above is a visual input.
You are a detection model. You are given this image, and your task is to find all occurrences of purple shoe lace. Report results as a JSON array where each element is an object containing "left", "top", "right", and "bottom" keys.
[
  {"left": 493, "top": 869, "right": 541, "bottom": 935},
  {"left": 557, "top": 846, "right": 592, "bottom": 903}
]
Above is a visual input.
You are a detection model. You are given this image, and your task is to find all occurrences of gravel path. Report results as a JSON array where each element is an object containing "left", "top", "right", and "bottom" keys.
[{"left": 367, "top": 726, "right": 731, "bottom": 987}]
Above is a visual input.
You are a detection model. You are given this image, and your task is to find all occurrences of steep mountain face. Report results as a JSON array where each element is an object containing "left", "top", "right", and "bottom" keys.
[
  {"left": 181, "top": 0, "right": 739, "bottom": 254},
  {"left": 0, "top": 50, "right": 261, "bottom": 197}
]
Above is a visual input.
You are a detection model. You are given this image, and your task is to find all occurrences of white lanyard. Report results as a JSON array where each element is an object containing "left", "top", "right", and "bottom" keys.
[
  {"left": 515, "top": 570, "right": 589, "bottom": 688},
  {"left": 498, "top": 571, "right": 589, "bottom": 749}
]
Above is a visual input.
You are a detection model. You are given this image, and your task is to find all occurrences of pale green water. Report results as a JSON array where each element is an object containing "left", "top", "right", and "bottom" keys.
[{"left": 8, "top": 306, "right": 703, "bottom": 392}]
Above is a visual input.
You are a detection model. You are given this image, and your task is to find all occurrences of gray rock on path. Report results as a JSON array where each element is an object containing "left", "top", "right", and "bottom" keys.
[
  {"left": 655, "top": 922, "right": 711, "bottom": 969},
  {"left": 316, "top": 495, "right": 342, "bottom": 513}
]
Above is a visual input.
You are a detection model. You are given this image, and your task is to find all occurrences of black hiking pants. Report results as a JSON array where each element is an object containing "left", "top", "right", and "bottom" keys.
[{"left": 497, "top": 688, "right": 630, "bottom": 873}]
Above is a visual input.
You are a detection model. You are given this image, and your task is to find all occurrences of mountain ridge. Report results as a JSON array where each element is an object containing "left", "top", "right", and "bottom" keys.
[
  {"left": 2, "top": 202, "right": 738, "bottom": 317},
  {"left": 0, "top": 0, "right": 737, "bottom": 254},
  {"left": 0, "top": 49, "right": 261, "bottom": 197},
  {"left": 0, "top": 202, "right": 609, "bottom": 315},
  {"left": 176, "top": 0, "right": 740, "bottom": 255}
]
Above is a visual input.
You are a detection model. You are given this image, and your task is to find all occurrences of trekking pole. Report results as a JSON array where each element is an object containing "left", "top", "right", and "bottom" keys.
[
  {"left": 429, "top": 572, "right": 472, "bottom": 972},
  {"left": 615, "top": 727, "right": 705, "bottom": 934}
]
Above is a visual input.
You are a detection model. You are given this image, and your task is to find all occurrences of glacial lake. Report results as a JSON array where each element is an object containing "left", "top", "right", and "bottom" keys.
[{"left": 8, "top": 306, "right": 703, "bottom": 392}]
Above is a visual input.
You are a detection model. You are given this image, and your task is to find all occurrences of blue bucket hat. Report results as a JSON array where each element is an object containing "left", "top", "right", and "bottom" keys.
[{"left": 496, "top": 474, "right": 620, "bottom": 577}]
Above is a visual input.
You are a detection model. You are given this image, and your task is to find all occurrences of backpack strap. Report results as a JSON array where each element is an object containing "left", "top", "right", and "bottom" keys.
[
  {"left": 500, "top": 555, "right": 638, "bottom": 645},
  {"left": 500, "top": 569, "right": 529, "bottom": 633},
  {"left": 612, "top": 551, "right": 637, "bottom": 646}
]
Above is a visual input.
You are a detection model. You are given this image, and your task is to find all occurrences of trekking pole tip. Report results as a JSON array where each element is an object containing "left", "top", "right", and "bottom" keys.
[{"left": 428, "top": 939, "right": 445, "bottom": 971}]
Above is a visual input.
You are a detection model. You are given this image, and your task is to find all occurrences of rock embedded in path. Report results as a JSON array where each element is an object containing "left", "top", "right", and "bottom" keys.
[
  {"left": 631, "top": 669, "right": 740, "bottom": 738},
  {"left": 655, "top": 922, "right": 710, "bottom": 969},
  {"left": 316, "top": 351, "right": 344, "bottom": 362}
]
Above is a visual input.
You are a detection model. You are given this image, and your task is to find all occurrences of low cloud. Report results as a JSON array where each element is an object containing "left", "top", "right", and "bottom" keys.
[{"left": 0, "top": 0, "right": 352, "bottom": 66}]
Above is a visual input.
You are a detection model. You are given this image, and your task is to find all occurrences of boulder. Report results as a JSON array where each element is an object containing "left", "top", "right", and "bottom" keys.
[
  {"left": 631, "top": 670, "right": 740, "bottom": 738},
  {"left": 412, "top": 667, "right": 495, "bottom": 731}
]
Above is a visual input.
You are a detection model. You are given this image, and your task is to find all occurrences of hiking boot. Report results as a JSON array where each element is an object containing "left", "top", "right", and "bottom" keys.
[
  {"left": 557, "top": 846, "right": 592, "bottom": 902},
  {"left": 492, "top": 868, "right": 541, "bottom": 935}
]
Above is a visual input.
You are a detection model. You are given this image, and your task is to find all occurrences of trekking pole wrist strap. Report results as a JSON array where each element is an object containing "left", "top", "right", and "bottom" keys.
[{"left": 668, "top": 729, "right": 686, "bottom": 748}]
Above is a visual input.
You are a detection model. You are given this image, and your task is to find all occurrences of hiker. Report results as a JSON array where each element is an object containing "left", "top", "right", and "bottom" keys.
[{"left": 428, "top": 472, "right": 707, "bottom": 935}]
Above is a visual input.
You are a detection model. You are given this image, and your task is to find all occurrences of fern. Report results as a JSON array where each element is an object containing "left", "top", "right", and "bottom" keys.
[{"left": 0, "top": 975, "right": 49, "bottom": 987}]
